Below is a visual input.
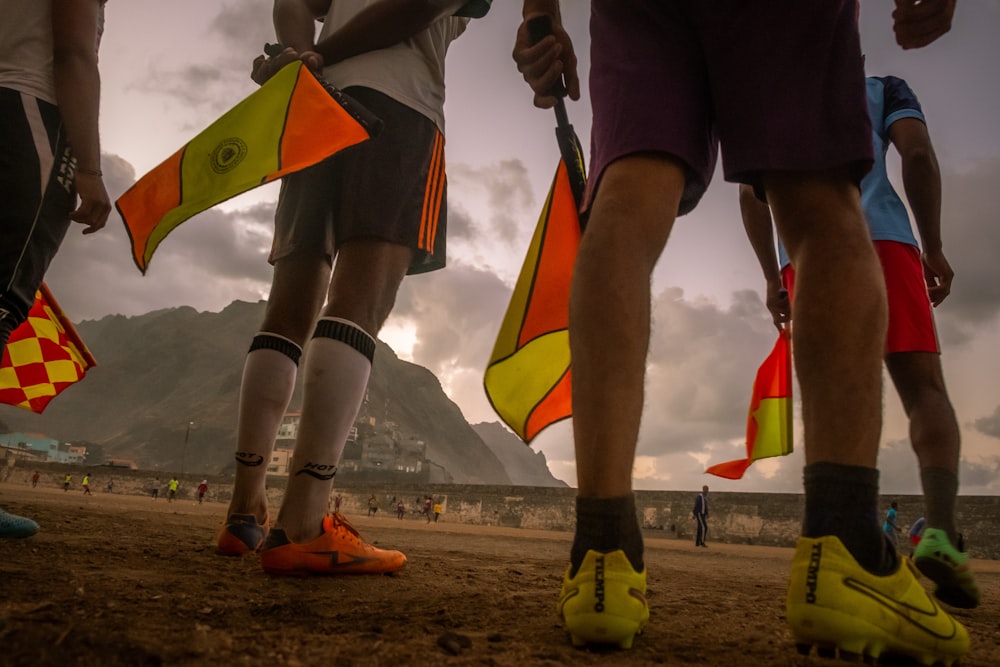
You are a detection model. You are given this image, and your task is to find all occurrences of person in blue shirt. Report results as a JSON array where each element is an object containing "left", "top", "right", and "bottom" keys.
[
  {"left": 884, "top": 501, "right": 901, "bottom": 546},
  {"left": 742, "top": 74, "right": 980, "bottom": 610}
]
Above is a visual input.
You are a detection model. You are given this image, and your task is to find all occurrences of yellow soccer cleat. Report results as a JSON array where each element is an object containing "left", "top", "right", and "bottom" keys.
[
  {"left": 786, "top": 535, "right": 969, "bottom": 666},
  {"left": 557, "top": 549, "right": 649, "bottom": 649}
]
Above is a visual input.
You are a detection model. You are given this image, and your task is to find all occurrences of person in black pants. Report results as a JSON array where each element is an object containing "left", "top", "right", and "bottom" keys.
[{"left": 693, "top": 486, "right": 709, "bottom": 547}]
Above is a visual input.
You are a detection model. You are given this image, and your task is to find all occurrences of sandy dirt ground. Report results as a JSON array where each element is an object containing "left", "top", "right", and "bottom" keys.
[{"left": 2, "top": 485, "right": 999, "bottom": 667}]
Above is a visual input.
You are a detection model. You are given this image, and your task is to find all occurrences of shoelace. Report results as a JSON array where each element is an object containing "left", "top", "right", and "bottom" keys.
[{"left": 330, "top": 513, "right": 362, "bottom": 540}]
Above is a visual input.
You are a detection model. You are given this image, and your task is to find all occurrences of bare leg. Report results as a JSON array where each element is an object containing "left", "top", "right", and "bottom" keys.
[
  {"left": 886, "top": 351, "right": 960, "bottom": 535},
  {"left": 226, "top": 255, "right": 329, "bottom": 523},
  {"left": 765, "top": 168, "right": 886, "bottom": 469},
  {"left": 571, "top": 154, "right": 685, "bottom": 499},
  {"left": 276, "top": 240, "right": 413, "bottom": 542}
]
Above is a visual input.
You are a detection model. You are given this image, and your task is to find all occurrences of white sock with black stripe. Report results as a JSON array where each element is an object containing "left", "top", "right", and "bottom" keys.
[
  {"left": 276, "top": 317, "right": 374, "bottom": 542},
  {"left": 229, "top": 332, "right": 302, "bottom": 521}
]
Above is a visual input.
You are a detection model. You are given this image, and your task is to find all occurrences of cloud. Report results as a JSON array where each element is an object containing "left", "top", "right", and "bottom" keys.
[
  {"left": 124, "top": 1, "right": 270, "bottom": 122},
  {"left": 933, "top": 160, "right": 1000, "bottom": 345},
  {"left": 641, "top": 287, "right": 777, "bottom": 452},
  {"left": 393, "top": 262, "right": 511, "bottom": 375},
  {"left": 973, "top": 405, "right": 1000, "bottom": 439},
  {"left": 448, "top": 160, "right": 535, "bottom": 244},
  {"left": 44, "top": 152, "right": 276, "bottom": 320}
]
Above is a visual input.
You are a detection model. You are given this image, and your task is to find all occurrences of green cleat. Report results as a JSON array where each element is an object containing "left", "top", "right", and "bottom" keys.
[{"left": 914, "top": 528, "right": 981, "bottom": 609}]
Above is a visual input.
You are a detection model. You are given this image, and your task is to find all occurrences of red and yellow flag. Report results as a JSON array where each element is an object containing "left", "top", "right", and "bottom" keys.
[
  {"left": 706, "top": 328, "right": 793, "bottom": 479},
  {"left": 483, "top": 158, "right": 581, "bottom": 442},
  {"left": 0, "top": 283, "right": 96, "bottom": 413},
  {"left": 116, "top": 62, "right": 380, "bottom": 274}
]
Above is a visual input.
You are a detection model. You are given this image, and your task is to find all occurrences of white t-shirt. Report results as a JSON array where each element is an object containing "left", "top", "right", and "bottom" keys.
[
  {"left": 0, "top": 0, "right": 105, "bottom": 105},
  {"left": 318, "top": 0, "right": 469, "bottom": 132}
]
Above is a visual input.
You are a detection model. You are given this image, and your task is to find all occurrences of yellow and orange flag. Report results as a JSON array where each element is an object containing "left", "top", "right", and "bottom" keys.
[
  {"left": 483, "top": 92, "right": 586, "bottom": 443},
  {"left": 0, "top": 283, "right": 96, "bottom": 413},
  {"left": 706, "top": 328, "right": 793, "bottom": 479},
  {"left": 116, "top": 61, "right": 380, "bottom": 273}
]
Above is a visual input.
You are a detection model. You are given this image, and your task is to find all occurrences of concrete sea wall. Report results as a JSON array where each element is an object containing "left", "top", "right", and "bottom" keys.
[{"left": 6, "top": 465, "right": 999, "bottom": 559}]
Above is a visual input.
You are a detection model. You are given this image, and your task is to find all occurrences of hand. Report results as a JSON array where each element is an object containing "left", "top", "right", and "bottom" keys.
[
  {"left": 766, "top": 282, "right": 791, "bottom": 330},
  {"left": 922, "top": 247, "right": 954, "bottom": 306},
  {"left": 512, "top": 13, "right": 580, "bottom": 109},
  {"left": 892, "top": 0, "right": 956, "bottom": 49},
  {"left": 251, "top": 47, "right": 324, "bottom": 86},
  {"left": 71, "top": 171, "right": 110, "bottom": 234}
]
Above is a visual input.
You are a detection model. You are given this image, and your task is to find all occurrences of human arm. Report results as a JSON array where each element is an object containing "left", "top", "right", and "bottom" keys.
[
  {"left": 889, "top": 117, "right": 953, "bottom": 306},
  {"left": 314, "top": 0, "right": 468, "bottom": 65},
  {"left": 739, "top": 185, "right": 791, "bottom": 329},
  {"left": 892, "top": 0, "right": 956, "bottom": 49},
  {"left": 51, "top": 0, "right": 110, "bottom": 234},
  {"left": 256, "top": 0, "right": 467, "bottom": 84},
  {"left": 513, "top": 0, "right": 580, "bottom": 109}
]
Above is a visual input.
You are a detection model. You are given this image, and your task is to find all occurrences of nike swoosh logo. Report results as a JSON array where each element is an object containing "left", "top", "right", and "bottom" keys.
[
  {"left": 307, "top": 550, "right": 375, "bottom": 569},
  {"left": 236, "top": 454, "right": 265, "bottom": 467},
  {"left": 843, "top": 576, "right": 959, "bottom": 640},
  {"left": 295, "top": 469, "right": 337, "bottom": 480}
]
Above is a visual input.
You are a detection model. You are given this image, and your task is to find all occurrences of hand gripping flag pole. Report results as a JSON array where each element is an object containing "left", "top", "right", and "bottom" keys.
[{"left": 483, "top": 17, "right": 586, "bottom": 443}]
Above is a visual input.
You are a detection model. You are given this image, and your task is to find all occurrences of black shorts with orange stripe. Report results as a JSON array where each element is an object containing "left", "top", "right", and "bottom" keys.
[{"left": 270, "top": 86, "right": 447, "bottom": 275}]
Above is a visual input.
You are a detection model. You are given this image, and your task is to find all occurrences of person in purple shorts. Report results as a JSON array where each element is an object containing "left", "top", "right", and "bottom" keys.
[{"left": 513, "top": 0, "right": 966, "bottom": 662}]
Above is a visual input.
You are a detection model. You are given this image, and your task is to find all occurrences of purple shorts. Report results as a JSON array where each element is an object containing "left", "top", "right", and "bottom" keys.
[{"left": 587, "top": 0, "right": 872, "bottom": 215}]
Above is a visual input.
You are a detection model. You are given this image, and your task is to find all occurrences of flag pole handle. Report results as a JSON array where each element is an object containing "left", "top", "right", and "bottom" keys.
[
  {"left": 526, "top": 14, "right": 572, "bottom": 129},
  {"left": 525, "top": 16, "right": 567, "bottom": 99}
]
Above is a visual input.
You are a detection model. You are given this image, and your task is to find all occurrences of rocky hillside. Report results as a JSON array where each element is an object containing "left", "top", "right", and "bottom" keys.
[{"left": 0, "top": 301, "right": 560, "bottom": 486}]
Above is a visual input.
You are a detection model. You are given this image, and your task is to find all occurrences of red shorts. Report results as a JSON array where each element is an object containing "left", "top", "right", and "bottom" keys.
[{"left": 781, "top": 240, "right": 938, "bottom": 354}]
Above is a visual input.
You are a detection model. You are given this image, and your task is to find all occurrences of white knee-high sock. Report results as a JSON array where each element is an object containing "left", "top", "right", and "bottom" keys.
[
  {"left": 229, "top": 333, "right": 301, "bottom": 519},
  {"left": 277, "top": 317, "right": 374, "bottom": 541}
]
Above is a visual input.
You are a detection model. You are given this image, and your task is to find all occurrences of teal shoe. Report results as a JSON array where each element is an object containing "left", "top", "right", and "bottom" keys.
[{"left": 0, "top": 508, "right": 39, "bottom": 538}]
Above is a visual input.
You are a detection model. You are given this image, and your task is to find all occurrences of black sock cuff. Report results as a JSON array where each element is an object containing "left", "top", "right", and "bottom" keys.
[
  {"left": 571, "top": 495, "right": 644, "bottom": 573},
  {"left": 248, "top": 333, "right": 303, "bottom": 365},
  {"left": 313, "top": 318, "right": 375, "bottom": 363},
  {"left": 803, "top": 461, "right": 880, "bottom": 488},
  {"left": 576, "top": 495, "right": 636, "bottom": 518}
]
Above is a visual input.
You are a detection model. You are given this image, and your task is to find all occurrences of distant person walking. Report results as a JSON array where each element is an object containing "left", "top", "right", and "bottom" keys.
[
  {"left": 693, "top": 486, "right": 710, "bottom": 548},
  {"left": 367, "top": 495, "right": 379, "bottom": 518},
  {"left": 82, "top": 473, "right": 92, "bottom": 495},
  {"left": 31, "top": 471, "right": 39, "bottom": 488},
  {"left": 396, "top": 500, "right": 406, "bottom": 520},
  {"left": 151, "top": 478, "right": 160, "bottom": 500},
  {"left": 198, "top": 480, "right": 209, "bottom": 504},
  {"left": 433, "top": 501, "right": 442, "bottom": 524},
  {"left": 423, "top": 496, "right": 433, "bottom": 524},
  {"left": 333, "top": 494, "right": 342, "bottom": 514},
  {"left": 884, "top": 501, "right": 902, "bottom": 548},
  {"left": 63, "top": 474, "right": 71, "bottom": 492},
  {"left": 168, "top": 477, "right": 179, "bottom": 502}
]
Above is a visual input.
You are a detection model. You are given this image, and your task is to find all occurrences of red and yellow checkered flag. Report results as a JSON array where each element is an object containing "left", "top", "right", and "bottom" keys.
[{"left": 0, "top": 282, "right": 96, "bottom": 413}]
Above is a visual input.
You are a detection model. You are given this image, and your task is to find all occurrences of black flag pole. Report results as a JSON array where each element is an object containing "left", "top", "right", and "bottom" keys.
[{"left": 526, "top": 16, "right": 587, "bottom": 221}]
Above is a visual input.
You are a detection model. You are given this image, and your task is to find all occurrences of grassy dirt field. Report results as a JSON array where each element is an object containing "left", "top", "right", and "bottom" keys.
[{"left": 2, "top": 484, "right": 999, "bottom": 666}]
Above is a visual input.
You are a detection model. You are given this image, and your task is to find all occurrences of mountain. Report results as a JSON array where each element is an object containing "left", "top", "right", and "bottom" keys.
[
  {"left": 473, "top": 422, "right": 566, "bottom": 487},
  {"left": 0, "top": 301, "right": 555, "bottom": 486}
]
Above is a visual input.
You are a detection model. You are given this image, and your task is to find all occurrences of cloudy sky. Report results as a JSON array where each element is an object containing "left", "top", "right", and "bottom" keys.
[{"left": 42, "top": 1, "right": 1000, "bottom": 494}]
